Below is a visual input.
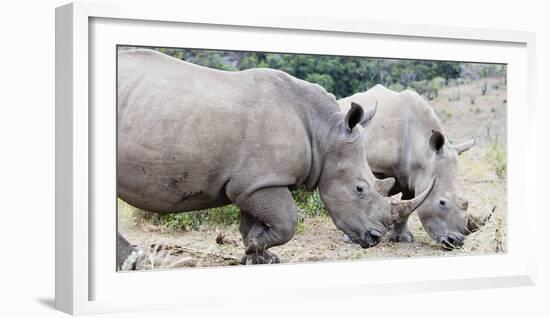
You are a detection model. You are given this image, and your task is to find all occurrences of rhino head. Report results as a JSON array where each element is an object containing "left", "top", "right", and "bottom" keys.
[
  {"left": 414, "top": 129, "right": 481, "bottom": 249},
  {"left": 318, "top": 103, "right": 436, "bottom": 248}
]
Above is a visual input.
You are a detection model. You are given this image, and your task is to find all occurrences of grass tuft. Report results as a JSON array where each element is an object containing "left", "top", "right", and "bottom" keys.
[{"left": 485, "top": 143, "right": 507, "bottom": 178}]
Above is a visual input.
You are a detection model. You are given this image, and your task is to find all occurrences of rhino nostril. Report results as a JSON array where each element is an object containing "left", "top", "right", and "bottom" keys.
[
  {"left": 369, "top": 229, "right": 382, "bottom": 239},
  {"left": 369, "top": 230, "right": 382, "bottom": 237}
]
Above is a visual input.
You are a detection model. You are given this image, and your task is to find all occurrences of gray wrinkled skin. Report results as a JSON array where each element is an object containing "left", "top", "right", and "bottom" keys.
[
  {"left": 339, "top": 85, "right": 476, "bottom": 249},
  {"left": 117, "top": 50, "right": 425, "bottom": 265}
]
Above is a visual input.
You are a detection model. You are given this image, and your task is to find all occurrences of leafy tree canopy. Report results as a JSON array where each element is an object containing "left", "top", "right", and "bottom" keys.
[{"left": 144, "top": 47, "right": 504, "bottom": 99}]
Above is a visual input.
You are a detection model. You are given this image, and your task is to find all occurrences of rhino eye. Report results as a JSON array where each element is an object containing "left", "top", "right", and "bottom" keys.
[
  {"left": 438, "top": 199, "right": 447, "bottom": 210},
  {"left": 356, "top": 186, "right": 364, "bottom": 193}
]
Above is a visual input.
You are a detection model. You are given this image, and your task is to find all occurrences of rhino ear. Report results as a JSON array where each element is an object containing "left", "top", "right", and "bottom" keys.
[
  {"left": 345, "top": 102, "right": 365, "bottom": 133},
  {"left": 429, "top": 129, "right": 445, "bottom": 154},
  {"left": 375, "top": 177, "right": 395, "bottom": 196},
  {"left": 360, "top": 102, "right": 377, "bottom": 128}
]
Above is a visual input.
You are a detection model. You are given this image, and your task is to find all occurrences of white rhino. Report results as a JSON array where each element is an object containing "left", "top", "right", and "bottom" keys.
[
  {"left": 116, "top": 50, "right": 434, "bottom": 267},
  {"left": 339, "top": 85, "right": 485, "bottom": 249}
]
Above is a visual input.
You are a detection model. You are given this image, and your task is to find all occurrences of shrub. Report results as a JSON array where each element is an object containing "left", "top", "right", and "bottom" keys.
[
  {"left": 407, "top": 77, "right": 444, "bottom": 100},
  {"left": 119, "top": 187, "right": 331, "bottom": 232},
  {"left": 305, "top": 73, "right": 335, "bottom": 93},
  {"left": 292, "top": 188, "right": 326, "bottom": 218},
  {"left": 163, "top": 205, "right": 241, "bottom": 231},
  {"left": 485, "top": 143, "right": 507, "bottom": 178},
  {"left": 292, "top": 188, "right": 328, "bottom": 233},
  {"left": 427, "top": 76, "right": 446, "bottom": 99},
  {"left": 481, "top": 82, "right": 488, "bottom": 95},
  {"left": 468, "top": 92, "right": 477, "bottom": 105},
  {"left": 388, "top": 82, "right": 405, "bottom": 92},
  {"left": 409, "top": 80, "right": 428, "bottom": 96},
  {"left": 163, "top": 212, "right": 206, "bottom": 231}
]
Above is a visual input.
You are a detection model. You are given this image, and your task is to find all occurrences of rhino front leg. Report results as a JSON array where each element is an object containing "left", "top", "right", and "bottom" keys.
[
  {"left": 238, "top": 211, "right": 283, "bottom": 264},
  {"left": 239, "top": 210, "right": 259, "bottom": 242},
  {"left": 235, "top": 187, "right": 298, "bottom": 265},
  {"left": 389, "top": 215, "right": 415, "bottom": 243}
]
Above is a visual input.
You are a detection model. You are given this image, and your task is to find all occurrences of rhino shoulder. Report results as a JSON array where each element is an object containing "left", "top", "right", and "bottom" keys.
[
  {"left": 243, "top": 68, "right": 296, "bottom": 87},
  {"left": 119, "top": 48, "right": 162, "bottom": 57},
  {"left": 118, "top": 48, "right": 223, "bottom": 76},
  {"left": 247, "top": 68, "right": 337, "bottom": 104},
  {"left": 118, "top": 48, "right": 175, "bottom": 65}
]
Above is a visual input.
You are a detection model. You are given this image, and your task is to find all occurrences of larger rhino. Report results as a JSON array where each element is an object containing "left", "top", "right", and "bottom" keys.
[
  {"left": 116, "top": 49, "right": 435, "bottom": 266},
  {"left": 339, "top": 85, "right": 483, "bottom": 249}
]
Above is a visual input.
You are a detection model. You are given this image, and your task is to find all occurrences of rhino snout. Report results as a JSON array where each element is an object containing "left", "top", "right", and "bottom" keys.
[
  {"left": 357, "top": 229, "right": 384, "bottom": 248},
  {"left": 438, "top": 231, "right": 465, "bottom": 250}
]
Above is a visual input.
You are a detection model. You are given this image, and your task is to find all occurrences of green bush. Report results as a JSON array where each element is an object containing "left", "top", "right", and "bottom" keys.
[
  {"left": 388, "top": 82, "right": 405, "bottom": 92},
  {"left": 305, "top": 73, "right": 335, "bottom": 93},
  {"left": 485, "top": 143, "right": 507, "bottom": 178},
  {"left": 118, "top": 188, "right": 330, "bottom": 232},
  {"left": 409, "top": 80, "right": 427, "bottom": 96},
  {"left": 293, "top": 189, "right": 326, "bottom": 218},
  {"left": 291, "top": 188, "right": 328, "bottom": 234},
  {"left": 163, "top": 212, "right": 204, "bottom": 231},
  {"left": 163, "top": 205, "right": 241, "bottom": 231},
  {"left": 428, "top": 76, "right": 446, "bottom": 99},
  {"left": 135, "top": 47, "right": 469, "bottom": 99}
]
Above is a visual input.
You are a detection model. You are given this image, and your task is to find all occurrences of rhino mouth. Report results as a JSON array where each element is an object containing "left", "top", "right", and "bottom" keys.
[
  {"left": 346, "top": 229, "right": 384, "bottom": 248},
  {"left": 437, "top": 231, "right": 465, "bottom": 250}
]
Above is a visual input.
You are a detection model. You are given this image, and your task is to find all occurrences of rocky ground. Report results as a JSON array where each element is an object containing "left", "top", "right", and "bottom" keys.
[{"left": 118, "top": 77, "right": 508, "bottom": 270}]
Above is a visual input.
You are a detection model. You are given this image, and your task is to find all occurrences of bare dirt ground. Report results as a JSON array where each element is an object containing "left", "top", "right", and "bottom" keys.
[{"left": 118, "top": 77, "right": 508, "bottom": 270}]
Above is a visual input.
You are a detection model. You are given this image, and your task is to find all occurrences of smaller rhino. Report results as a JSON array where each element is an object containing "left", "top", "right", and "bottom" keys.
[{"left": 339, "top": 85, "right": 488, "bottom": 249}]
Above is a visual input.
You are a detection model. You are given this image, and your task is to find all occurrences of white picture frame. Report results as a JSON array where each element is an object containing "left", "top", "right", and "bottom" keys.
[{"left": 55, "top": 1, "right": 537, "bottom": 315}]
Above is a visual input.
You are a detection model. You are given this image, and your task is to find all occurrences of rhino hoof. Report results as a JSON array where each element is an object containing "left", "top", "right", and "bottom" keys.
[
  {"left": 120, "top": 249, "right": 146, "bottom": 271},
  {"left": 240, "top": 251, "right": 280, "bottom": 265},
  {"left": 390, "top": 230, "right": 414, "bottom": 243}
]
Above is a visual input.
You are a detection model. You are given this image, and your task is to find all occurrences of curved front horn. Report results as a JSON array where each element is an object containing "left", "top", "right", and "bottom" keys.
[
  {"left": 453, "top": 137, "right": 476, "bottom": 155},
  {"left": 390, "top": 177, "right": 436, "bottom": 223}
]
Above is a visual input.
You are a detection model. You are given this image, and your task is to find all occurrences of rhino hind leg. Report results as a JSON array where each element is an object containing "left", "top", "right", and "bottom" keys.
[
  {"left": 117, "top": 232, "right": 138, "bottom": 270},
  {"left": 389, "top": 215, "right": 415, "bottom": 243},
  {"left": 235, "top": 187, "right": 298, "bottom": 265}
]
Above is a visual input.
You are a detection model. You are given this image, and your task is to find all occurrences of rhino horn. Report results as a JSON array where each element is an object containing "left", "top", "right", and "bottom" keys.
[
  {"left": 453, "top": 137, "right": 476, "bottom": 155},
  {"left": 375, "top": 177, "right": 395, "bottom": 196},
  {"left": 390, "top": 177, "right": 436, "bottom": 223},
  {"left": 466, "top": 205, "right": 495, "bottom": 234}
]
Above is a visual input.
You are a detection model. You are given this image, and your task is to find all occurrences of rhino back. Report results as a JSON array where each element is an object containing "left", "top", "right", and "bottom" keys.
[{"left": 117, "top": 49, "right": 314, "bottom": 213}]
